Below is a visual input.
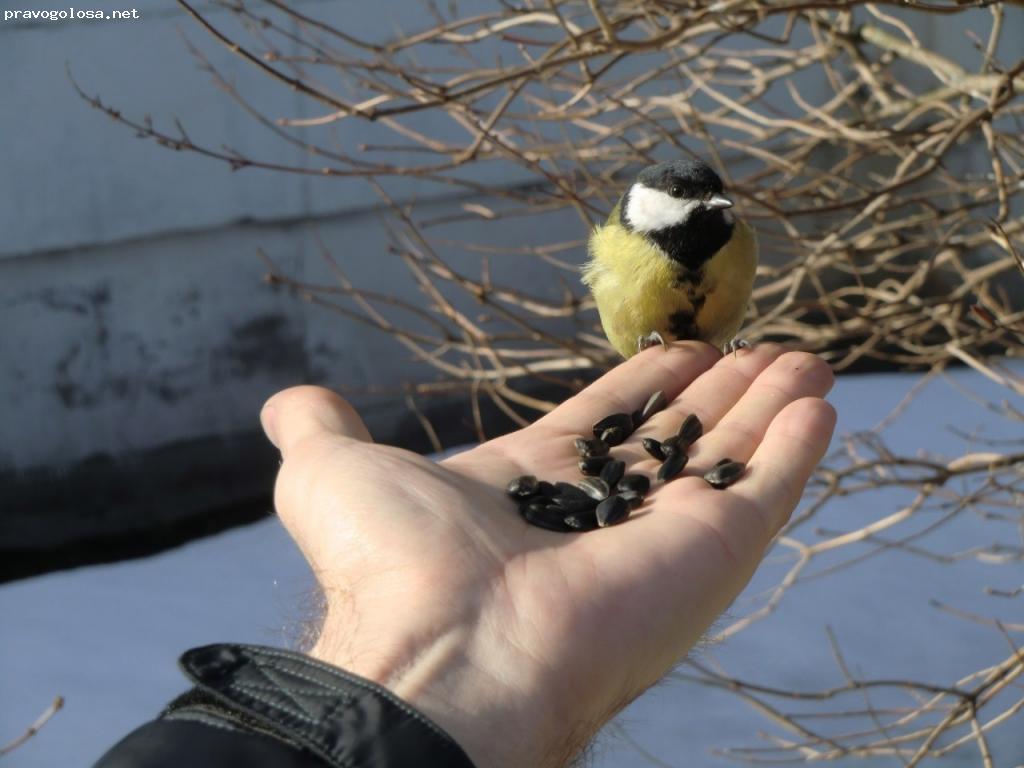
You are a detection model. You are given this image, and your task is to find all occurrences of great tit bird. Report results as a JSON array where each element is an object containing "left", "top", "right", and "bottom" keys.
[{"left": 582, "top": 159, "right": 758, "bottom": 358}]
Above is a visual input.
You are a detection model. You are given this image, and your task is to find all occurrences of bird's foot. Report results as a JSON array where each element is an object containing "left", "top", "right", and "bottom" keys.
[
  {"left": 723, "top": 337, "right": 752, "bottom": 357},
  {"left": 637, "top": 331, "right": 670, "bottom": 354}
]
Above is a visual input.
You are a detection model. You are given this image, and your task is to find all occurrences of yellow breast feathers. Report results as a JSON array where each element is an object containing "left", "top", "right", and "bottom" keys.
[{"left": 583, "top": 215, "right": 757, "bottom": 358}]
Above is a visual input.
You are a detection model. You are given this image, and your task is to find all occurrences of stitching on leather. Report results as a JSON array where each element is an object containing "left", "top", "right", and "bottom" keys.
[
  {"left": 251, "top": 647, "right": 464, "bottom": 753},
  {"left": 166, "top": 708, "right": 240, "bottom": 733},
  {"left": 238, "top": 661, "right": 329, "bottom": 725},
  {"left": 167, "top": 703, "right": 312, "bottom": 755},
  {"left": 197, "top": 645, "right": 471, "bottom": 763},
  {"left": 258, "top": 663, "right": 348, "bottom": 720},
  {"left": 253, "top": 649, "right": 358, "bottom": 698},
  {"left": 248, "top": 646, "right": 461, "bottom": 751},
  {"left": 226, "top": 674, "right": 313, "bottom": 724},
  {"left": 220, "top": 681, "right": 341, "bottom": 698}
]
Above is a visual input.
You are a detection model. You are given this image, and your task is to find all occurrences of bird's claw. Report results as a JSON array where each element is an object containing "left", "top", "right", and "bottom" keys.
[
  {"left": 723, "top": 337, "right": 752, "bottom": 357},
  {"left": 637, "top": 331, "right": 670, "bottom": 354}
]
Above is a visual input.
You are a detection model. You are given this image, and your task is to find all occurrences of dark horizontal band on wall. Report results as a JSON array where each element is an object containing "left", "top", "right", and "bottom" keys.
[{"left": 0, "top": 384, "right": 565, "bottom": 583}]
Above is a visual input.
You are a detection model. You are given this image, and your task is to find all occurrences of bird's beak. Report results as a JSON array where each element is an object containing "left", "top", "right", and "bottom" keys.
[{"left": 706, "top": 195, "right": 733, "bottom": 210}]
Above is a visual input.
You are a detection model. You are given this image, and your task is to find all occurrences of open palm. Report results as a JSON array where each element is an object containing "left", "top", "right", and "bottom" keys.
[{"left": 262, "top": 342, "right": 835, "bottom": 768}]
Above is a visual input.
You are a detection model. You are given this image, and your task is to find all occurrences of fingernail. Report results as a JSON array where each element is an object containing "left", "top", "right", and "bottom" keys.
[{"left": 260, "top": 404, "right": 279, "bottom": 448}]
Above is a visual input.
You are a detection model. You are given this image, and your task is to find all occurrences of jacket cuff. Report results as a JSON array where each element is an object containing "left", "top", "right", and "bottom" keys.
[{"left": 165, "top": 643, "right": 478, "bottom": 768}]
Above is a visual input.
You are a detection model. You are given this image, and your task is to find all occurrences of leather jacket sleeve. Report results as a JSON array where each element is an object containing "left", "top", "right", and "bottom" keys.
[{"left": 93, "top": 644, "right": 478, "bottom": 768}]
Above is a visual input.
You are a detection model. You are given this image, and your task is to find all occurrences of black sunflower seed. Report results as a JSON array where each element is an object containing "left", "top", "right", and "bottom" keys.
[
  {"left": 600, "top": 426, "right": 628, "bottom": 447},
  {"left": 657, "top": 450, "right": 688, "bottom": 482},
  {"left": 593, "top": 413, "right": 634, "bottom": 442},
  {"left": 506, "top": 475, "right": 539, "bottom": 499},
  {"left": 574, "top": 437, "right": 610, "bottom": 459},
  {"left": 617, "top": 474, "right": 650, "bottom": 496},
  {"left": 704, "top": 460, "right": 746, "bottom": 489},
  {"left": 713, "top": 458, "right": 732, "bottom": 468},
  {"left": 600, "top": 459, "right": 626, "bottom": 488},
  {"left": 617, "top": 490, "right": 645, "bottom": 509},
  {"left": 641, "top": 437, "right": 666, "bottom": 461},
  {"left": 677, "top": 413, "right": 703, "bottom": 449},
  {"left": 631, "top": 409, "right": 644, "bottom": 429},
  {"left": 661, "top": 435, "right": 682, "bottom": 455},
  {"left": 537, "top": 480, "right": 556, "bottom": 498},
  {"left": 551, "top": 494, "right": 595, "bottom": 513},
  {"left": 563, "top": 509, "right": 599, "bottom": 531},
  {"left": 555, "top": 481, "right": 588, "bottom": 499},
  {"left": 520, "top": 502, "right": 572, "bottom": 532},
  {"left": 640, "top": 390, "right": 668, "bottom": 423},
  {"left": 578, "top": 455, "right": 613, "bottom": 476},
  {"left": 519, "top": 500, "right": 544, "bottom": 518},
  {"left": 578, "top": 476, "right": 610, "bottom": 501},
  {"left": 551, "top": 482, "right": 598, "bottom": 512},
  {"left": 596, "top": 495, "right": 631, "bottom": 527}
]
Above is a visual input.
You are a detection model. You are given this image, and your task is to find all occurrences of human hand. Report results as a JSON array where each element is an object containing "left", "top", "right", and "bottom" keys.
[{"left": 260, "top": 343, "right": 835, "bottom": 768}]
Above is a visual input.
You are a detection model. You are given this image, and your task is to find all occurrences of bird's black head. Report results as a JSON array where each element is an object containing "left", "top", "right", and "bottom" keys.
[
  {"left": 621, "top": 159, "right": 735, "bottom": 270},
  {"left": 636, "top": 159, "right": 725, "bottom": 201}
]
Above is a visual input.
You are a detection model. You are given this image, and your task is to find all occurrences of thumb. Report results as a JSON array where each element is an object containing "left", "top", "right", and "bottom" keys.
[{"left": 260, "top": 385, "right": 373, "bottom": 458}]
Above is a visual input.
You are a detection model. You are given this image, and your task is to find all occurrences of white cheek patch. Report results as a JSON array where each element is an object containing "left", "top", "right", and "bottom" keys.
[{"left": 624, "top": 183, "right": 699, "bottom": 233}]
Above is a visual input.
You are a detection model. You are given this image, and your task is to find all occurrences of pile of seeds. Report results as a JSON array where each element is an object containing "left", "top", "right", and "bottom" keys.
[{"left": 506, "top": 390, "right": 748, "bottom": 533}]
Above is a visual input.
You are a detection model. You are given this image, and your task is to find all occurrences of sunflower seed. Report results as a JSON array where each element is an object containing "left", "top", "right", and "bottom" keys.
[
  {"left": 704, "top": 460, "right": 746, "bottom": 489},
  {"left": 578, "top": 476, "right": 611, "bottom": 501},
  {"left": 506, "top": 475, "right": 539, "bottom": 499},
  {"left": 630, "top": 409, "right": 644, "bottom": 429},
  {"left": 600, "top": 459, "right": 626, "bottom": 487},
  {"left": 563, "top": 509, "right": 599, "bottom": 531},
  {"left": 677, "top": 413, "right": 703, "bottom": 449},
  {"left": 519, "top": 500, "right": 545, "bottom": 518},
  {"left": 657, "top": 450, "right": 688, "bottom": 482},
  {"left": 596, "top": 495, "right": 631, "bottom": 527},
  {"left": 574, "top": 437, "right": 610, "bottom": 459},
  {"left": 640, "top": 390, "right": 668, "bottom": 422},
  {"left": 551, "top": 482, "right": 598, "bottom": 512},
  {"left": 617, "top": 474, "right": 650, "bottom": 496},
  {"left": 617, "top": 490, "right": 645, "bottom": 509},
  {"left": 521, "top": 502, "right": 574, "bottom": 532},
  {"left": 593, "top": 413, "right": 634, "bottom": 442},
  {"left": 600, "top": 426, "right": 628, "bottom": 447},
  {"left": 555, "top": 481, "right": 588, "bottom": 499},
  {"left": 551, "top": 495, "right": 595, "bottom": 513},
  {"left": 641, "top": 437, "right": 666, "bottom": 461},
  {"left": 537, "top": 480, "right": 556, "bottom": 498},
  {"left": 578, "top": 455, "right": 613, "bottom": 476},
  {"left": 713, "top": 458, "right": 732, "bottom": 468},
  {"left": 661, "top": 435, "right": 682, "bottom": 454}
]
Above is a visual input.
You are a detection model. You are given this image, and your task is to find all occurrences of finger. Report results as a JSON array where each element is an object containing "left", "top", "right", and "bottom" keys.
[
  {"left": 262, "top": 387, "right": 375, "bottom": 565},
  {"left": 261, "top": 385, "right": 372, "bottom": 459},
  {"left": 635, "top": 343, "right": 787, "bottom": 440},
  {"left": 729, "top": 396, "right": 837, "bottom": 533},
  {"left": 686, "top": 351, "right": 834, "bottom": 471},
  {"left": 602, "top": 344, "right": 786, "bottom": 471},
  {"left": 534, "top": 342, "right": 720, "bottom": 435},
  {"left": 575, "top": 397, "right": 836, "bottom": 647}
]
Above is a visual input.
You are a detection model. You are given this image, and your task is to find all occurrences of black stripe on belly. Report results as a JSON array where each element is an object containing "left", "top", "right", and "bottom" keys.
[
  {"left": 668, "top": 309, "right": 698, "bottom": 339},
  {"left": 667, "top": 290, "right": 707, "bottom": 341},
  {"left": 673, "top": 266, "right": 704, "bottom": 291}
]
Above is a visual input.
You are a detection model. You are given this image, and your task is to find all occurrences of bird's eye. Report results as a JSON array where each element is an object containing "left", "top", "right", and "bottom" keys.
[{"left": 669, "top": 185, "right": 682, "bottom": 198}]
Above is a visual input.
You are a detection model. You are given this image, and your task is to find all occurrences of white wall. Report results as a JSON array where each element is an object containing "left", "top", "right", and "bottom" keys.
[{"left": 0, "top": 0, "right": 559, "bottom": 476}]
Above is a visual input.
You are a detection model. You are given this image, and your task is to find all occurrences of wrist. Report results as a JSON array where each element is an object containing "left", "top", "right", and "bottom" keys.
[{"left": 310, "top": 617, "right": 592, "bottom": 768}]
